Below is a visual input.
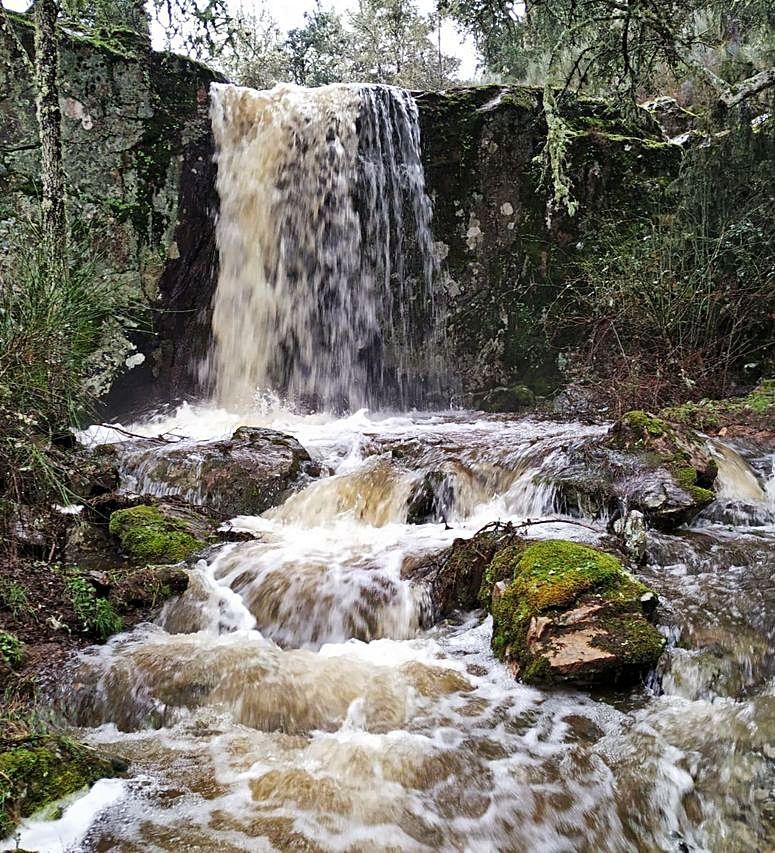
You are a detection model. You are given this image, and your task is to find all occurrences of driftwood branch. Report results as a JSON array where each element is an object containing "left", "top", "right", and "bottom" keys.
[{"left": 94, "top": 423, "right": 182, "bottom": 444}]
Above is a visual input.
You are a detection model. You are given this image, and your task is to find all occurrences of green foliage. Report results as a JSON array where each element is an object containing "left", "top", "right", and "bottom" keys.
[
  {"left": 212, "top": 0, "right": 459, "bottom": 90},
  {"left": 0, "top": 630, "right": 24, "bottom": 669},
  {"left": 108, "top": 504, "right": 204, "bottom": 564},
  {"left": 552, "top": 115, "right": 775, "bottom": 408},
  {"left": 285, "top": 3, "right": 350, "bottom": 87},
  {"left": 443, "top": 0, "right": 775, "bottom": 106},
  {"left": 0, "top": 219, "right": 135, "bottom": 512},
  {"left": 347, "top": 0, "right": 460, "bottom": 89},
  {"left": 66, "top": 573, "right": 123, "bottom": 639},
  {"left": 0, "top": 581, "right": 30, "bottom": 618},
  {"left": 212, "top": 5, "right": 290, "bottom": 89}
]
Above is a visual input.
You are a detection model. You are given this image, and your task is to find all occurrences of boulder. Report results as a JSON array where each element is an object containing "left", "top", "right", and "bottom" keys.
[
  {"left": 641, "top": 95, "right": 697, "bottom": 140},
  {"left": 474, "top": 384, "right": 536, "bottom": 413},
  {"left": 113, "top": 427, "right": 320, "bottom": 520},
  {"left": 612, "top": 509, "right": 647, "bottom": 562},
  {"left": 113, "top": 564, "right": 189, "bottom": 609},
  {"left": 609, "top": 410, "right": 717, "bottom": 527},
  {"left": 486, "top": 539, "right": 664, "bottom": 685},
  {"left": 551, "top": 410, "right": 718, "bottom": 531},
  {"left": 108, "top": 501, "right": 216, "bottom": 564},
  {"left": 0, "top": 737, "right": 122, "bottom": 839}
]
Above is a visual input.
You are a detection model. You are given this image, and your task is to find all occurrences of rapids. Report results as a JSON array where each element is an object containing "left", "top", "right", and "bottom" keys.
[
  {"left": 12, "top": 80, "right": 773, "bottom": 852},
  {"left": 21, "top": 404, "right": 774, "bottom": 852}
]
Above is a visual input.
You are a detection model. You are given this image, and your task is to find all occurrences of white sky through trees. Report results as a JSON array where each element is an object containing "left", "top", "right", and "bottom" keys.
[
  {"left": 3, "top": 0, "right": 480, "bottom": 80},
  {"left": 264, "top": 0, "right": 478, "bottom": 79}
]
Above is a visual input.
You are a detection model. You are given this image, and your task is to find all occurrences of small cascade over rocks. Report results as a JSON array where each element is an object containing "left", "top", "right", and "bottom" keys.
[
  {"left": 206, "top": 82, "right": 441, "bottom": 411},
  {"left": 698, "top": 442, "right": 775, "bottom": 526},
  {"left": 53, "top": 124, "right": 775, "bottom": 852},
  {"left": 49, "top": 406, "right": 775, "bottom": 851}
]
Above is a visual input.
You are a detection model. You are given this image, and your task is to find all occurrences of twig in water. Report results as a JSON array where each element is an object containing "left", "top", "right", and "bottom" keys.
[{"left": 94, "top": 424, "right": 181, "bottom": 444}]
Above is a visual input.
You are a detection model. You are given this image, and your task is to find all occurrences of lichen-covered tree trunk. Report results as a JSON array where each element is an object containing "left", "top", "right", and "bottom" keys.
[{"left": 34, "top": 0, "right": 66, "bottom": 248}]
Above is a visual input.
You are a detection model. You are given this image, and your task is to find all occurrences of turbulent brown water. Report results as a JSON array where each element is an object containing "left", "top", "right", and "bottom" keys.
[
  {"left": 10, "top": 83, "right": 774, "bottom": 851},
  {"left": 206, "top": 83, "right": 440, "bottom": 412},
  {"left": 14, "top": 407, "right": 771, "bottom": 852}
]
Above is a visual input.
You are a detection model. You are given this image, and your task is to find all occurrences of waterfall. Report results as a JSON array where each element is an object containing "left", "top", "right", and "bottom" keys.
[{"left": 206, "top": 82, "right": 440, "bottom": 412}]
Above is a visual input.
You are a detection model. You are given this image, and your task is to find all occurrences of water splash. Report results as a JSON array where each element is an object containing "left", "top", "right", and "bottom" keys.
[{"left": 207, "top": 82, "right": 440, "bottom": 412}]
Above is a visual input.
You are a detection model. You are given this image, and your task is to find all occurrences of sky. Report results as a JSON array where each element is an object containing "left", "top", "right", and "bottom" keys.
[{"left": 4, "top": 0, "right": 481, "bottom": 79}]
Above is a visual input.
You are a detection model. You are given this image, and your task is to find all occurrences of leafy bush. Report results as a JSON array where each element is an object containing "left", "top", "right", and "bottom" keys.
[
  {"left": 66, "top": 574, "right": 123, "bottom": 639},
  {"left": 0, "top": 630, "right": 24, "bottom": 669},
  {"left": 0, "top": 219, "right": 135, "bottom": 512},
  {"left": 551, "top": 114, "right": 775, "bottom": 410}
]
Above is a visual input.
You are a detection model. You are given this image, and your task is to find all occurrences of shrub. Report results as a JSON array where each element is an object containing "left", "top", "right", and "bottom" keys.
[
  {"left": 0, "top": 630, "right": 24, "bottom": 669},
  {"left": 66, "top": 574, "right": 123, "bottom": 639},
  {"left": 0, "top": 217, "right": 138, "bottom": 542},
  {"left": 551, "top": 113, "right": 775, "bottom": 411}
]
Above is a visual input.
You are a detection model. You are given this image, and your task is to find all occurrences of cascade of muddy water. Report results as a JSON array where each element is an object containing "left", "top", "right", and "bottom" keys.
[
  {"left": 48, "top": 408, "right": 774, "bottom": 852},
  {"left": 206, "top": 82, "right": 439, "bottom": 412}
]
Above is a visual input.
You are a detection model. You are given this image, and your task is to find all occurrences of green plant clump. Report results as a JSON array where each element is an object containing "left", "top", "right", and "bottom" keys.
[
  {"left": 0, "top": 219, "right": 139, "bottom": 546},
  {"left": 66, "top": 575, "right": 123, "bottom": 639},
  {"left": 0, "top": 631, "right": 24, "bottom": 669},
  {"left": 0, "top": 581, "right": 30, "bottom": 617},
  {"left": 108, "top": 505, "right": 204, "bottom": 564}
]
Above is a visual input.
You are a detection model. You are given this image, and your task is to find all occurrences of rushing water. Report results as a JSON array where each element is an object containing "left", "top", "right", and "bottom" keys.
[
  {"left": 207, "top": 83, "right": 439, "bottom": 412},
  {"left": 11, "top": 81, "right": 774, "bottom": 851},
  {"left": 22, "top": 405, "right": 769, "bottom": 852}
]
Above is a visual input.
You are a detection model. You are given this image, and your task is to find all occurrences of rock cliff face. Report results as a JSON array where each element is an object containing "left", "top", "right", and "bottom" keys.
[
  {"left": 416, "top": 86, "right": 680, "bottom": 400},
  {"left": 0, "top": 15, "right": 222, "bottom": 407},
  {"left": 1, "top": 23, "right": 680, "bottom": 406}
]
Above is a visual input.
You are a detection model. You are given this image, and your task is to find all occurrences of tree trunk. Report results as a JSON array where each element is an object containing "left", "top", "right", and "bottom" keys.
[{"left": 34, "top": 0, "right": 66, "bottom": 249}]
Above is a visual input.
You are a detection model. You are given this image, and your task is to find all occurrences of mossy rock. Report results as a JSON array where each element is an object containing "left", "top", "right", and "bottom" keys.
[
  {"left": 108, "top": 504, "right": 205, "bottom": 564},
  {"left": 488, "top": 539, "right": 664, "bottom": 686},
  {"left": 111, "top": 428, "right": 319, "bottom": 520},
  {"left": 474, "top": 384, "right": 536, "bottom": 413},
  {"left": 0, "top": 737, "right": 120, "bottom": 839},
  {"left": 113, "top": 563, "right": 189, "bottom": 608},
  {"left": 660, "top": 380, "right": 775, "bottom": 435},
  {"left": 608, "top": 410, "right": 718, "bottom": 527}
]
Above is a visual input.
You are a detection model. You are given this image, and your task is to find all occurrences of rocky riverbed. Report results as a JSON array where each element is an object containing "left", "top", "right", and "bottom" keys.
[{"left": 1, "top": 386, "right": 773, "bottom": 850}]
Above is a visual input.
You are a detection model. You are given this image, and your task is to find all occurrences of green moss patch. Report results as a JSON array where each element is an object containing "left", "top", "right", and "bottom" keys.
[
  {"left": 619, "top": 410, "right": 670, "bottom": 439},
  {"left": 660, "top": 380, "right": 775, "bottom": 434},
  {"left": 592, "top": 614, "right": 668, "bottom": 665},
  {"left": 108, "top": 505, "right": 204, "bottom": 564},
  {"left": 0, "top": 737, "right": 118, "bottom": 839},
  {"left": 489, "top": 539, "right": 662, "bottom": 684}
]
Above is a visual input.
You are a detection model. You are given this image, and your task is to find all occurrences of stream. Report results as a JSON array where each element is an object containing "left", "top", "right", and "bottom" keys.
[
  {"left": 7, "top": 80, "right": 773, "bottom": 852},
  {"left": 10, "top": 404, "right": 774, "bottom": 852}
]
